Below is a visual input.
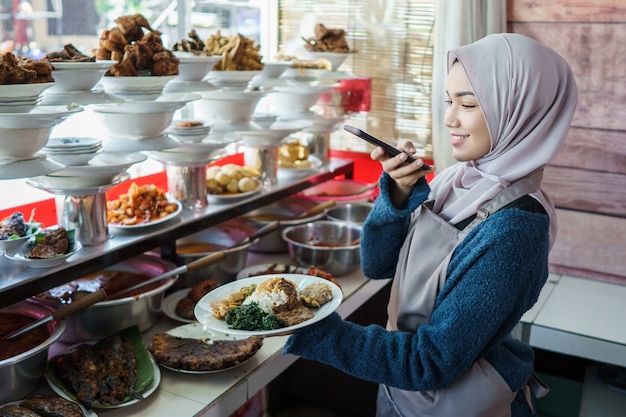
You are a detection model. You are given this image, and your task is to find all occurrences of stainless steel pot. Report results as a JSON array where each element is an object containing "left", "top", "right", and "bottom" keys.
[
  {"left": 241, "top": 197, "right": 326, "bottom": 253},
  {"left": 174, "top": 219, "right": 258, "bottom": 288},
  {"left": 325, "top": 202, "right": 374, "bottom": 225},
  {"left": 282, "top": 220, "right": 361, "bottom": 276},
  {"left": 0, "top": 301, "right": 66, "bottom": 403},
  {"left": 34, "top": 254, "right": 177, "bottom": 343}
]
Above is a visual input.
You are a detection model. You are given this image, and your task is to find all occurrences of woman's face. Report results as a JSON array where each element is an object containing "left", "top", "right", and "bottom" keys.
[{"left": 444, "top": 62, "right": 491, "bottom": 162}]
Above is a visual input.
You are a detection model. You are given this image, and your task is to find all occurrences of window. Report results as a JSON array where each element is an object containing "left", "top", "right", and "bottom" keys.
[{"left": 277, "top": 0, "right": 434, "bottom": 157}]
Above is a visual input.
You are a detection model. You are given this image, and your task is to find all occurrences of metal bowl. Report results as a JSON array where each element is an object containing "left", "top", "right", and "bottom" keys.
[
  {"left": 241, "top": 197, "right": 327, "bottom": 253},
  {"left": 33, "top": 254, "right": 177, "bottom": 343},
  {"left": 281, "top": 220, "right": 361, "bottom": 276},
  {"left": 325, "top": 202, "right": 374, "bottom": 225},
  {"left": 0, "top": 301, "right": 66, "bottom": 403},
  {"left": 174, "top": 219, "right": 258, "bottom": 288}
]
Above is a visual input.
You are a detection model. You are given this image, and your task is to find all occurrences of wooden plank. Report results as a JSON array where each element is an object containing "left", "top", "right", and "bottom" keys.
[
  {"left": 549, "top": 209, "right": 626, "bottom": 282},
  {"left": 507, "top": 0, "right": 626, "bottom": 22},
  {"left": 508, "top": 23, "right": 626, "bottom": 132},
  {"left": 543, "top": 166, "right": 626, "bottom": 217},
  {"left": 553, "top": 127, "right": 626, "bottom": 176}
]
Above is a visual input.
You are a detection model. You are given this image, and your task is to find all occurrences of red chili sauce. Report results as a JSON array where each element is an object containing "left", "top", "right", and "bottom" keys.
[{"left": 0, "top": 312, "right": 50, "bottom": 361}]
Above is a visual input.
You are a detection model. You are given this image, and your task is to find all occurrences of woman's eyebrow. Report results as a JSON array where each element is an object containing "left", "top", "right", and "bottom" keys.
[{"left": 445, "top": 90, "right": 475, "bottom": 98}]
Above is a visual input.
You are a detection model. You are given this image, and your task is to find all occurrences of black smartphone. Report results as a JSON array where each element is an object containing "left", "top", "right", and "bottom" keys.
[{"left": 343, "top": 124, "right": 430, "bottom": 170}]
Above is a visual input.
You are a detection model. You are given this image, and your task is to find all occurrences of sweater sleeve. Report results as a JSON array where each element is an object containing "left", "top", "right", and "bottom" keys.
[
  {"left": 360, "top": 173, "right": 430, "bottom": 279},
  {"left": 284, "top": 209, "right": 550, "bottom": 392}
]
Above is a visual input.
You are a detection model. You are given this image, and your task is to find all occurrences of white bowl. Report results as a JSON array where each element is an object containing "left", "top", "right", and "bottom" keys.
[
  {"left": 45, "top": 149, "right": 102, "bottom": 166},
  {"left": 204, "top": 70, "right": 261, "bottom": 89},
  {"left": 0, "top": 106, "right": 83, "bottom": 158},
  {"left": 260, "top": 61, "right": 292, "bottom": 78},
  {"left": 49, "top": 61, "right": 116, "bottom": 92},
  {"left": 193, "top": 90, "right": 267, "bottom": 122},
  {"left": 99, "top": 75, "right": 177, "bottom": 91},
  {"left": 302, "top": 51, "right": 352, "bottom": 70},
  {"left": 92, "top": 97, "right": 194, "bottom": 139},
  {"left": 0, "top": 82, "right": 54, "bottom": 100},
  {"left": 176, "top": 55, "right": 223, "bottom": 81},
  {"left": 267, "top": 85, "right": 334, "bottom": 114}
]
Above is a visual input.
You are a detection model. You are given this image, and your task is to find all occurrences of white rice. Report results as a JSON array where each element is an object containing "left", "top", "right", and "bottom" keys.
[{"left": 243, "top": 289, "right": 289, "bottom": 314}]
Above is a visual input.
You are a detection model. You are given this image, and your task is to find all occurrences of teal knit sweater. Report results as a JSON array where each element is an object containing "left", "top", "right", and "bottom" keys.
[{"left": 284, "top": 173, "right": 550, "bottom": 395}]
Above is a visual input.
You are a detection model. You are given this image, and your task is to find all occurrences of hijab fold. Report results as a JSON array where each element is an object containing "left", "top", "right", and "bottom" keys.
[{"left": 429, "top": 33, "right": 578, "bottom": 248}]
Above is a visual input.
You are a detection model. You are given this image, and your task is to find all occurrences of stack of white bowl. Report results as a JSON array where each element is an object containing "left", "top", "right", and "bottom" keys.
[
  {"left": 166, "top": 52, "right": 222, "bottom": 93},
  {"left": 0, "top": 83, "right": 53, "bottom": 113},
  {"left": 41, "top": 137, "right": 103, "bottom": 166},
  {"left": 166, "top": 120, "right": 213, "bottom": 143}
]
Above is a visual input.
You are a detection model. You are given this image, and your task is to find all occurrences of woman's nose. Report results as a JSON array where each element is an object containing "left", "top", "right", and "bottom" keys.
[{"left": 444, "top": 109, "right": 459, "bottom": 128}]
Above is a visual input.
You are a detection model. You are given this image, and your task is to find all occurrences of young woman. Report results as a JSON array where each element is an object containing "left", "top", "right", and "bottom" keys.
[{"left": 283, "top": 33, "right": 578, "bottom": 416}]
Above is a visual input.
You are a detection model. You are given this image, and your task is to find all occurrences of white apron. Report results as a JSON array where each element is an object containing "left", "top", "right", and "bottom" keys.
[{"left": 376, "top": 171, "right": 544, "bottom": 417}]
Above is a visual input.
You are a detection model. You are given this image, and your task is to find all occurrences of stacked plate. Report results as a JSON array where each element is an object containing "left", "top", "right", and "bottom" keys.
[
  {"left": 42, "top": 137, "right": 103, "bottom": 166},
  {"left": 166, "top": 120, "right": 213, "bottom": 143},
  {"left": 0, "top": 83, "right": 53, "bottom": 113}
]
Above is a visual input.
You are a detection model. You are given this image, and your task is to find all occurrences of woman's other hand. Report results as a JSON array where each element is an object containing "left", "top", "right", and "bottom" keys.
[{"left": 371, "top": 140, "right": 432, "bottom": 207}]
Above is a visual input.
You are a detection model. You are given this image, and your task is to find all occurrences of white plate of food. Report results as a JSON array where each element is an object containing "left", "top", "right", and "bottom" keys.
[
  {"left": 5, "top": 227, "right": 82, "bottom": 269},
  {"left": 278, "top": 154, "right": 324, "bottom": 181},
  {"left": 0, "top": 397, "right": 97, "bottom": 417},
  {"left": 162, "top": 288, "right": 197, "bottom": 323},
  {"left": 149, "top": 322, "right": 263, "bottom": 374},
  {"left": 107, "top": 200, "right": 183, "bottom": 232},
  {"left": 194, "top": 273, "right": 342, "bottom": 337},
  {"left": 206, "top": 181, "right": 263, "bottom": 204},
  {"left": 45, "top": 327, "right": 160, "bottom": 409}
]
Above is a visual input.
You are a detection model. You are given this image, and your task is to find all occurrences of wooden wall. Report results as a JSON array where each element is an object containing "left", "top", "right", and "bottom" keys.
[{"left": 507, "top": 0, "right": 626, "bottom": 283}]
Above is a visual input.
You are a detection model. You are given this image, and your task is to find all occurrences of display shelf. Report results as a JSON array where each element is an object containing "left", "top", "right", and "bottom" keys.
[
  {"left": 39, "top": 251, "right": 390, "bottom": 417},
  {"left": 0, "top": 157, "right": 354, "bottom": 308}
]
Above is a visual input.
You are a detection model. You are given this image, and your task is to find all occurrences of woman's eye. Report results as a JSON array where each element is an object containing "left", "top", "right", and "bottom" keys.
[
  {"left": 462, "top": 104, "right": 477, "bottom": 109},
  {"left": 444, "top": 100, "right": 452, "bottom": 106}
]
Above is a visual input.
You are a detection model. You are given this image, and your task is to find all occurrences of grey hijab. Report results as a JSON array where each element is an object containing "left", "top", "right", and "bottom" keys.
[{"left": 429, "top": 33, "right": 578, "bottom": 248}]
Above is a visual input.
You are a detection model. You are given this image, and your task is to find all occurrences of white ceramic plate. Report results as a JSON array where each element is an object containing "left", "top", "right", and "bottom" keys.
[
  {"left": 194, "top": 273, "right": 343, "bottom": 336},
  {"left": 47, "top": 356, "right": 161, "bottom": 409},
  {"left": 278, "top": 154, "right": 324, "bottom": 181},
  {"left": 27, "top": 172, "right": 130, "bottom": 193},
  {"left": 162, "top": 288, "right": 197, "bottom": 323},
  {"left": 0, "top": 400, "right": 97, "bottom": 417},
  {"left": 5, "top": 240, "right": 82, "bottom": 269},
  {"left": 156, "top": 322, "right": 258, "bottom": 374},
  {"left": 50, "top": 152, "right": 147, "bottom": 178},
  {"left": 108, "top": 200, "right": 183, "bottom": 232},
  {"left": 0, "top": 82, "right": 54, "bottom": 98},
  {"left": 236, "top": 263, "right": 306, "bottom": 280},
  {"left": 101, "top": 134, "right": 182, "bottom": 153},
  {"left": 207, "top": 181, "right": 263, "bottom": 204},
  {"left": 0, "top": 155, "right": 64, "bottom": 180}
]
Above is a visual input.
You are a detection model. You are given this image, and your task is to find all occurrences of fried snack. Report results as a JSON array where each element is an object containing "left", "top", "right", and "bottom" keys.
[
  {"left": 46, "top": 44, "right": 95, "bottom": 62},
  {"left": 176, "top": 120, "right": 203, "bottom": 128},
  {"left": 206, "top": 164, "right": 261, "bottom": 195},
  {"left": 300, "top": 282, "right": 333, "bottom": 308},
  {"left": 106, "top": 183, "right": 179, "bottom": 226},
  {"left": 210, "top": 289, "right": 248, "bottom": 320},
  {"left": 273, "top": 53, "right": 332, "bottom": 71},
  {"left": 204, "top": 31, "right": 264, "bottom": 71},
  {"left": 0, "top": 53, "right": 55, "bottom": 84},
  {"left": 171, "top": 29, "right": 206, "bottom": 55},
  {"left": 94, "top": 13, "right": 179, "bottom": 77},
  {"left": 303, "top": 23, "right": 350, "bottom": 53}
]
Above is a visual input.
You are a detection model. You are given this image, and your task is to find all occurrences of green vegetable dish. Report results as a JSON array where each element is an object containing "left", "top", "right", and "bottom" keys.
[{"left": 225, "top": 301, "right": 283, "bottom": 331}]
